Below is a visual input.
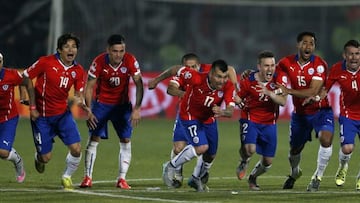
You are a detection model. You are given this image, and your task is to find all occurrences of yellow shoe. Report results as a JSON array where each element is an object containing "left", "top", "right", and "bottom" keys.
[
  {"left": 356, "top": 178, "right": 360, "bottom": 191},
  {"left": 61, "top": 176, "right": 74, "bottom": 190},
  {"left": 335, "top": 167, "right": 347, "bottom": 186}
]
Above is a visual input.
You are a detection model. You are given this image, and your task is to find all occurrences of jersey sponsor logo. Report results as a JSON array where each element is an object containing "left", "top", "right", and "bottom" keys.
[
  {"left": 184, "top": 71, "right": 192, "bottom": 79},
  {"left": 71, "top": 71, "right": 76, "bottom": 78},
  {"left": 120, "top": 67, "right": 127, "bottom": 73},
  {"left": 317, "top": 65, "right": 325, "bottom": 73},
  {"left": 2, "top": 84, "right": 9, "bottom": 91},
  {"left": 308, "top": 68, "right": 314, "bottom": 75}
]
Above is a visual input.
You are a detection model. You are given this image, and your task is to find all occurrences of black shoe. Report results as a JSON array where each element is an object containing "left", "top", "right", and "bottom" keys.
[
  {"left": 248, "top": 175, "right": 260, "bottom": 191},
  {"left": 283, "top": 176, "right": 296, "bottom": 189}
]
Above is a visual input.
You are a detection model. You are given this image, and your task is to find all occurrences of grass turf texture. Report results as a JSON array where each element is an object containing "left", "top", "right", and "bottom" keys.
[{"left": 0, "top": 118, "right": 359, "bottom": 203}]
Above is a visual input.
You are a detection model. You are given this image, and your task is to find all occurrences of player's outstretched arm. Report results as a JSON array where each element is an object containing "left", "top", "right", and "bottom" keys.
[
  {"left": 148, "top": 65, "right": 182, "bottom": 89},
  {"left": 167, "top": 80, "right": 184, "bottom": 97}
]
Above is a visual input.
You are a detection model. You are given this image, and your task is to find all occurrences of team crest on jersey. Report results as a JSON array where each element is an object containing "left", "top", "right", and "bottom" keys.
[
  {"left": 308, "top": 68, "right": 314, "bottom": 75},
  {"left": 120, "top": 67, "right": 127, "bottom": 73},
  {"left": 270, "top": 83, "right": 276, "bottom": 90},
  {"left": 217, "top": 91, "right": 224, "bottom": 97},
  {"left": 193, "top": 136, "right": 199, "bottom": 144},
  {"left": 184, "top": 71, "right": 192, "bottom": 79},
  {"left": 2, "top": 84, "right": 9, "bottom": 91},
  {"left": 71, "top": 71, "right": 76, "bottom": 78},
  {"left": 317, "top": 65, "right": 325, "bottom": 73}
]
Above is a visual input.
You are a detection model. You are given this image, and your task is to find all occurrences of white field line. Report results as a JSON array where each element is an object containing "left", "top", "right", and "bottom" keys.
[{"left": 1, "top": 175, "right": 360, "bottom": 202}]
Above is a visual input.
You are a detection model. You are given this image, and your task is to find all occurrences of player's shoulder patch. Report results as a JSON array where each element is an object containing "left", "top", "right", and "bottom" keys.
[
  {"left": 184, "top": 71, "right": 192, "bottom": 79},
  {"left": 316, "top": 65, "right": 325, "bottom": 74}
]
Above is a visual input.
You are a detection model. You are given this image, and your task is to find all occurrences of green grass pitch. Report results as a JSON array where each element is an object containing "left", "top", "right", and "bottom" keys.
[{"left": 0, "top": 118, "right": 359, "bottom": 203}]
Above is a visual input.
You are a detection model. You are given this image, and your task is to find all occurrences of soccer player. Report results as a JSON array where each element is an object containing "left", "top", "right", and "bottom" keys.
[
  {"left": 164, "top": 53, "right": 213, "bottom": 188},
  {"left": 79, "top": 34, "right": 144, "bottom": 189},
  {"left": 0, "top": 53, "right": 39, "bottom": 183},
  {"left": 151, "top": 54, "right": 239, "bottom": 188},
  {"left": 276, "top": 31, "right": 334, "bottom": 192},
  {"left": 235, "top": 51, "right": 287, "bottom": 190},
  {"left": 323, "top": 40, "right": 360, "bottom": 189},
  {"left": 162, "top": 59, "right": 235, "bottom": 192},
  {"left": 23, "top": 33, "right": 95, "bottom": 190}
]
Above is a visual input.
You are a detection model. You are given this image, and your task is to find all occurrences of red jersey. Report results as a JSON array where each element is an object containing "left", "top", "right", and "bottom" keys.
[
  {"left": 24, "top": 53, "right": 85, "bottom": 117},
  {"left": 238, "top": 71, "right": 287, "bottom": 124},
  {"left": 199, "top": 64, "right": 212, "bottom": 73},
  {"left": 327, "top": 60, "right": 360, "bottom": 120},
  {"left": 277, "top": 54, "right": 330, "bottom": 115},
  {"left": 174, "top": 66, "right": 235, "bottom": 124},
  {"left": 88, "top": 52, "right": 141, "bottom": 105},
  {"left": 0, "top": 68, "right": 23, "bottom": 122}
]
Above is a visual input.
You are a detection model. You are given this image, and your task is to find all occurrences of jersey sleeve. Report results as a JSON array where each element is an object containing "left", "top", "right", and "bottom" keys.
[
  {"left": 325, "top": 63, "right": 339, "bottom": 91},
  {"left": 313, "top": 57, "right": 328, "bottom": 81},
  {"left": 23, "top": 57, "right": 46, "bottom": 79},
  {"left": 126, "top": 53, "right": 141, "bottom": 76},
  {"left": 88, "top": 56, "right": 102, "bottom": 79},
  {"left": 275, "top": 70, "right": 287, "bottom": 86},
  {"left": 74, "top": 66, "right": 86, "bottom": 92},
  {"left": 224, "top": 81, "right": 235, "bottom": 106},
  {"left": 237, "top": 78, "right": 249, "bottom": 99},
  {"left": 176, "top": 66, "right": 200, "bottom": 86}
]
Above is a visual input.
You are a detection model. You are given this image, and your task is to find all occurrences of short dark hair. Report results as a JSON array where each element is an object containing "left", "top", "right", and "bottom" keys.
[
  {"left": 297, "top": 31, "right": 317, "bottom": 43},
  {"left": 57, "top": 33, "right": 80, "bottom": 50},
  {"left": 257, "top": 50, "right": 275, "bottom": 64},
  {"left": 211, "top": 59, "right": 228, "bottom": 72},
  {"left": 181, "top": 53, "right": 199, "bottom": 65},
  {"left": 107, "top": 34, "right": 125, "bottom": 46},
  {"left": 343, "top": 39, "right": 360, "bottom": 50}
]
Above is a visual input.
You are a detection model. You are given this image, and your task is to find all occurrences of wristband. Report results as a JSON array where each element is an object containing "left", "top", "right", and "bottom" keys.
[
  {"left": 274, "top": 88, "right": 283, "bottom": 95},
  {"left": 30, "top": 105, "right": 37, "bottom": 110},
  {"left": 314, "top": 95, "right": 321, "bottom": 102}
]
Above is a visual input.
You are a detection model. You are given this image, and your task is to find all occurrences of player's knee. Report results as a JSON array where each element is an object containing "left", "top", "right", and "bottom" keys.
[
  {"left": 0, "top": 149, "right": 10, "bottom": 159},
  {"left": 194, "top": 145, "right": 208, "bottom": 155},
  {"left": 68, "top": 143, "right": 82, "bottom": 157},
  {"left": 120, "top": 138, "right": 130, "bottom": 143},
  {"left": 173, "top": 142, "right": 186, "bottom": 154},
  {"left": 40, "top": 153, "right": 52, "bottom": 163},
  {"left": 342, "top": 145, "right": 354, "bottom": 154}
]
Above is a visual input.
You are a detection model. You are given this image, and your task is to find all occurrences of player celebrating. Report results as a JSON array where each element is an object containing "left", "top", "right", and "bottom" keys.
[
  {"left": 0, "top": 53, "right": 39, "bottom": 183},
  {"left": 80, "top": 34, "right": 143, "bottom": 189},
  {"left": 276, "top": 31, "right": 334, "bottom": 192},
  {"left": 23, "top": 33, "right": 95, "bottom": 190},
  {"left": 235, "top": 51, "right": 287, "bottom": 190},
  {"left": 149, "top": 54, "right": 239, "bottom": 188},
  {"left": 323, "top": 40, "right": 360, "bottom": 189},
  {"left": 162, "top": 59, "right": 235, "bottom": 192}
]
